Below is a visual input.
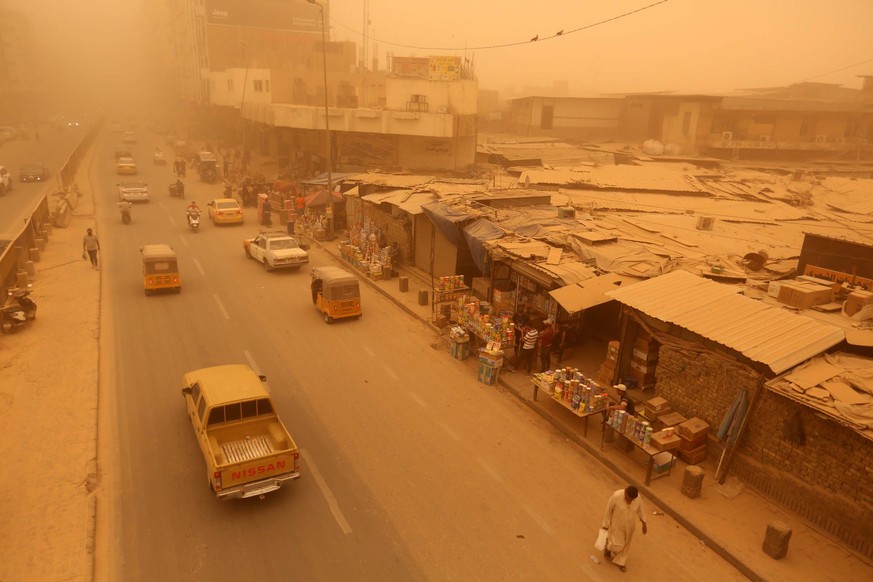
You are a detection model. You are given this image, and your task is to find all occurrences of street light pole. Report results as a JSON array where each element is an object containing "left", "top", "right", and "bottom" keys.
[
  {"left": 307, "top": 0, "right": 333, "bottom": 233},
  {"left": 239, "top": 42, "right": 249, "bottom": 151}
]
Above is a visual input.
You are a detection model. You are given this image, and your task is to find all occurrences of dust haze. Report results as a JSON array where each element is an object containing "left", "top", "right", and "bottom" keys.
[{"left": 6, "top": 0, "right": 873, "bottom": 113}]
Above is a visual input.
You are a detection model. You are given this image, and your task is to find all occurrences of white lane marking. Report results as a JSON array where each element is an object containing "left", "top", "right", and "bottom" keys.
[
  {"left": 193, "top": 258, "right": 205, "bottom": 275},
  {"left": 477, "top": 458, "right": 503, "bottom": 484},
  {"left": 213, "top": 294, "right": 230, "bottom": 320},
  {"left": 384, "top": 366, "right": 398, "bottom": 380},
  {"left": 178, "top": 234, "right": 189, "bottom": 248},
  {"left": 436, "top": 419, "right": 461, "bottom": 441},
  {"left": 408, "top": 391, "right": 427, "bottom": 408},
  {"left": 362, "top": 345, "right": 375, "bottom": 357},
  {"left": 522, "top": 503, "right": 555, "bottom": 536},
  {"left": 301, "top": 449, "right": 353, "bottom": 534}
]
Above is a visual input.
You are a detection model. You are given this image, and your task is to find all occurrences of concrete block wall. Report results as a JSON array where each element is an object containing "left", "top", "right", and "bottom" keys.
[
  {"left": 361, "top": 205, "right": 412, "bottom": 265},
  {"left": 655, "top": 346, "right": 759, "bottom": 430},
  {"left": 655, "top": 345, "right": 873, "bottom": 559}
]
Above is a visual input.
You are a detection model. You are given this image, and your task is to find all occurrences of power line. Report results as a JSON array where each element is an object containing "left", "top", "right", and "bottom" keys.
[
  {"left": 330, "top": 0, "right": 670, "bottom": 52},
  {"left": 797, "top": 56, "right": 873, "bottom": 83}
]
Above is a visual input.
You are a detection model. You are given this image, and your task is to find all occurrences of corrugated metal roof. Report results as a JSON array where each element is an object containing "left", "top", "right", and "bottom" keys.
[
  {"left": 348, "top": 173, "right": 435, "bottom": 188},
  {"left": 536, "top": 261, "right": 597, "bottom": 285},
  {"left": 519, "top": 166, "right": 707, "bottom": 195},
  {"left": 606, "top": 270, "right": 845, "bottom": 374},
  {"left": 360, "top": 190, "right": 435, "bottom": 215}
]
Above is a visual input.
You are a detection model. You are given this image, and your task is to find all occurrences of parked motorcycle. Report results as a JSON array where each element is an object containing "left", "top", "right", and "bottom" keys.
[
  {"left": 118, "top": 201, "right": 132, "bottom": 224},
  {"left": 187, "top": 210, "right": 201, "bottom": 233},
  {"left": 1, "top": 285, "right": 37, "bottom": 333}
]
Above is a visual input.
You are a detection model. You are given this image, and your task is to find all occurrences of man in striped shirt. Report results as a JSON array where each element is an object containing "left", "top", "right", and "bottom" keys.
[{"left": 517, "top": 324, "right": 539, "bottom": 374}]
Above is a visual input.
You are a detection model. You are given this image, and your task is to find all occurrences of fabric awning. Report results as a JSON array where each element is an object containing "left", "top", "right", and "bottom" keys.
[{"left": 548, "top": 273, "right": 628, "bottom": 315}]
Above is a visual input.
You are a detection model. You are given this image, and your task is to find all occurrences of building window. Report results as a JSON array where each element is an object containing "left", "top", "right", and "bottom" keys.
[
  {"left": 682, "top": 111, "right": 692, "bottom": 136},
  {"left": 227, "top": 79, "right": 233, "bottom": 91},
  {"left": 254, "top": 80, "right": 263, "bottom": 92}
]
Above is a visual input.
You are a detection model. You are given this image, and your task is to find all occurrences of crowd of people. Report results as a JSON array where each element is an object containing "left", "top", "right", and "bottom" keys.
[{"left": 511, "top": 308, "right": 575, "bottom": 375}]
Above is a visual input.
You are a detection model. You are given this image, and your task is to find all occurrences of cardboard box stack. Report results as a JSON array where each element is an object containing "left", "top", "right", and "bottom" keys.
[
  {"left": 656, "top": 411, "right": 688, "bottom": 430},
  {"left": 628, "top": 331, "right": 658, "bottom": 390},
  {"left": 776, "top": 281, "right": 834, "bottom": 310},
  {"left": 642, "top": 396, "right": 672, "bottom": 422},
  {"left": 677, "top": 417, "right": 710, "bottom": 465},
  {"left": 844, "top": 290, "right": 873, "bottom": 316},
  {"left": 598, "top": 341, "right": 620, "bottom": 386},
  {"left": 650, "top": 428, "right": 681, "bottom": 451}
]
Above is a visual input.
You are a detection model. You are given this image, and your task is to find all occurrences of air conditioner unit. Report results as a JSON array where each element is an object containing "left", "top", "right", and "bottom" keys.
[
  {"left": 721, "top": 131, "right": 733, "bottom": 141},
  {"left": 815, "top": 135, "right": 827, "bottom": 143},
  {"left": 759, "top": 135, "right": 770, "bottom": 142},
  {"left": 835, "top": 137, "right": 847, "bottom": 144}
]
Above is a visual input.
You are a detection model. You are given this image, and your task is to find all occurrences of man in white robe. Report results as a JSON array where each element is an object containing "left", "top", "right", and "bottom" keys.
[{"left": 602, "top": 485, "right": 648, "bottom": 572}]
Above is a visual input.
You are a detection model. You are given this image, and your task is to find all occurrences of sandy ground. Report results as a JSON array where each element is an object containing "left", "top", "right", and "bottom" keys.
[{"left": 0, "top": 154, "right": 100, "bottom": 581}]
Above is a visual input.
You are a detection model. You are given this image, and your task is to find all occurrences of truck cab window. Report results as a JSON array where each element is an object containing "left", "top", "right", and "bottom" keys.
[
  {"left": 257, "top": 398, "right": 273, "bottom": 415},
  {"left": 225, "top": 403, "right": 242, "bottom": 422},
  {"left": 208, "top": 407, "right": 224, "bottom": 426},
  {"left": 241, "top": 400, "right": 257, "bottom": 419},
  {"left": 197, "top": 397, "right": 207, "bottom": 423}
]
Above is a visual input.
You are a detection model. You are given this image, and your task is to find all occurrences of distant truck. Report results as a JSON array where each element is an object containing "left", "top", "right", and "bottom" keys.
[
  {"left": 181, "top": 365, "right": 301, "bottom": 499},
  {"left": 243, "top": 230, "right": 310, "bottom": 272}
]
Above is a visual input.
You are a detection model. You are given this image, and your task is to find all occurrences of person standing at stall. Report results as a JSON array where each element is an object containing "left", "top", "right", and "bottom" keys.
[
  {"left": 601, "top": 485, "right": 648, "bottom": 572},
  {"left": 538, "top": 319, "right": 555, "bottom": 372},
  {"left": 286, "top": 207, "right": 297, "bottom": 236},
  {"left": 517, "top": 323, "right": 539, "bottom": 374},
  {"left": 553, "top": 323, "right": 566, "bottom": 365}
]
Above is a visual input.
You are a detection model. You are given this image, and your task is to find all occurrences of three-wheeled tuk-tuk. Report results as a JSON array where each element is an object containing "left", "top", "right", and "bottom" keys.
[
  {"left": 197, "top": 151, "right": 219, "bottom": 183},
  {"left": 310, "top": 266, "right": 361, "bottom": 323},
  {"left": 141, "top": 244, "right": 181, "bottom": 295}
]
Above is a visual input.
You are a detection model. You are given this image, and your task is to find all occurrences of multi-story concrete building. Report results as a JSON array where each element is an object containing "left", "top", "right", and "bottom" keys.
[
  {"left": 161, "top": 0, "right": 478, "bottom": 172},
  {"left": 0, "top": 7, "right": 43, "bottom": 122}
]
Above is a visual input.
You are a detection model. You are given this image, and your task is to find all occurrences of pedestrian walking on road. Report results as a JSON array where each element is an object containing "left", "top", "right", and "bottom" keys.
[
  {"left": 601, "top": 485, "right": 648, "bottom": 573},
  {"left": 82, "top": 228, "right": 100, "bottom": 269}
]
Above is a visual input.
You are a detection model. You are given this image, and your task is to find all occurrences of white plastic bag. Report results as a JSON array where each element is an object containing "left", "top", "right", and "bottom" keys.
[{"left": 594, "top": 528, "right": 608, "bottom": 552}]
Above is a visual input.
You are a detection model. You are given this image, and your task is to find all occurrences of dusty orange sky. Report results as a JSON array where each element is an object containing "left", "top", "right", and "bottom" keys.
[
  {"left": 8, "top": 0, "right": 873, "bottom": 102},
  {"left": 330, "top": 0, "right": 873, "bottom": 95}
]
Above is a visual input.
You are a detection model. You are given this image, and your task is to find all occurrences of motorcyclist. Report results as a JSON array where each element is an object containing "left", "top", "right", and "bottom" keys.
[
  {"left": 174, "top": 178, "right": 185, "bottom": 198},
  {"left": 117, "top": 200, "right": 132, "bottom": 223},
  {"left": 186, "top": 201, "right": 201, "bottom": 226}
]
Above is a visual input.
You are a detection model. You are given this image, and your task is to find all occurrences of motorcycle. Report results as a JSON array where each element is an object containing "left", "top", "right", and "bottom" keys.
[
  {"left": 1, "top": 285, "right": 37, "bottom": 333},
  {"left": 118, "top": 201, "right": 132, "bottom": 224},
  {"left": 187, "top": 210, "right": 201, "bottom": 233},
  {"left": 153, "top": 150, "right": 166, "bottom": 165},
  {"left": 169, "top": 182, "right": 185, "bottom": 199}
]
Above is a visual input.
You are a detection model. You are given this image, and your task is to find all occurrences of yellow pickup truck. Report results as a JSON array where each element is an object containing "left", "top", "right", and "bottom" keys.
[{"left": 181, "top": 364, "right": 301, "bottom": 499}]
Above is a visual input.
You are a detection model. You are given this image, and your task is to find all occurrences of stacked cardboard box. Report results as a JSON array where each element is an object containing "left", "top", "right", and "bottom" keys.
[
  {"left": 598, "top": 340, "right": 620, "bottom": 386},
  {"left": 642, "top": 396, "right": 672, "bottom": 422},
  {"left": 656, "top": 411, "right": 687, "bottom": 430},
  {"left": 650, "top": 429, "right": 681, "bottom": 451},
  {"left": 776, "top": 281, "right": 834, "bottom": 310},
  {"left": 677, "top": 417, "right": 710, "bottom": 465},
  {"left": 844, "top": 290, "right": 873, "bottom": 316},
  {"left": 628, "top": 331, "right": 658, "bottom": 390}
]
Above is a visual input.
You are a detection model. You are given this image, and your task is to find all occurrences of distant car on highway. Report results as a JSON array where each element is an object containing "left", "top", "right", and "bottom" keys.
[
  {"left": 123, "top": 131, "right": 138, "bottom": 144},
  {"left": 115, "top": 145, "right": 133, "bottom": 160},
  {"left": 111, "top": 122, "right": 123, "bottom": 132},
  {"left": 243, "top": 231, "right": 309, "bottom": 271},
  {"left": 207, "top": 198, "right": 244, "bottom": 225},
  {"left": 18, "top": 164, "right": 50, "bottom": 182},
  {"left": 0, "top": 165, "right": 12, "bottom": 194},
  {"left": 117, "top": 181, "right": 150, "bottom": 202},
  {"left": 0, "top": 126, "right": 19, "bottom": 141},
  {"left": 116, "top": 157, "right": 138, "bottom": 175}
]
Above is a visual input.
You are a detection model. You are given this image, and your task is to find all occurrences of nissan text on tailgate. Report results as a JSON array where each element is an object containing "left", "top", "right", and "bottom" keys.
[{"left": 181, "top": 364, "right": 301, "bottom": 499}]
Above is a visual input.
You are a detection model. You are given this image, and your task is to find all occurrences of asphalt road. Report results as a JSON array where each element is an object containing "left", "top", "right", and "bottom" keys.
[
  {"left": 0, "top": 125, "right": 90, "bottom": 234},
  {"left": 93, "top": 129, "right": 746, "bottom": 581}
]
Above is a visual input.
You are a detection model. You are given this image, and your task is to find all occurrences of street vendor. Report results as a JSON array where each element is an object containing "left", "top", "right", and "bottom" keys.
[{"left": 606, "top": 384, "right": 636, "bottom": 416}]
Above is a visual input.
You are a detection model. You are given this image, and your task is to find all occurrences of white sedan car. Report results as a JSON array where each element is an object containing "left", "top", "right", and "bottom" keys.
[
  {"left": 117, "top": 181, "right": 150, "bottom": 202},
  {"left": 243, "top": 231, "right": 309, "bottom": 272}
]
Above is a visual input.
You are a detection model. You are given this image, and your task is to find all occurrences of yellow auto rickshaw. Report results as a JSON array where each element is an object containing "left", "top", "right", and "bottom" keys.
[
  {"left": 141, "top": 244, "right": 181, "bottom": 295},
  {"left": 310, "top": 266, "right": 361, "bottom": 323}
]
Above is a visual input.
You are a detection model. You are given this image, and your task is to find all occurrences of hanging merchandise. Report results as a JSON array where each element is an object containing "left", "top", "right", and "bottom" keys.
[{"left": 458, "top": 298, "right": 515, "bottom": 349}]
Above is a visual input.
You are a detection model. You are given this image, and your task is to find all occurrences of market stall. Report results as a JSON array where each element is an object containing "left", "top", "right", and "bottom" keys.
[
  {"left": 457, "top": 296, "right": 515, "bottom": 352},
  {"left": 602, "top": 409, "right": 678, "bottom": 485},
  {"left": 339, "top": 220, "right": 396, "bottom": 280},
  {"left": 532, "top": 368, "right": 609, "bottom": 437}
]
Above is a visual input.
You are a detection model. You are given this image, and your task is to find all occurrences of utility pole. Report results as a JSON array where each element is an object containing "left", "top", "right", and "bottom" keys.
[{"left": 307, "top": 0, "right": 333, "bottom": 233}]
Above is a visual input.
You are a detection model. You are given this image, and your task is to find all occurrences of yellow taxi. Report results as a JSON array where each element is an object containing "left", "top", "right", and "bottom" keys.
[
  {"left": 116, "top": 156, "right": 138, "bottom": 175},
  {"left": 207, "top": 198, "right": 244, "bottom": 225}
]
